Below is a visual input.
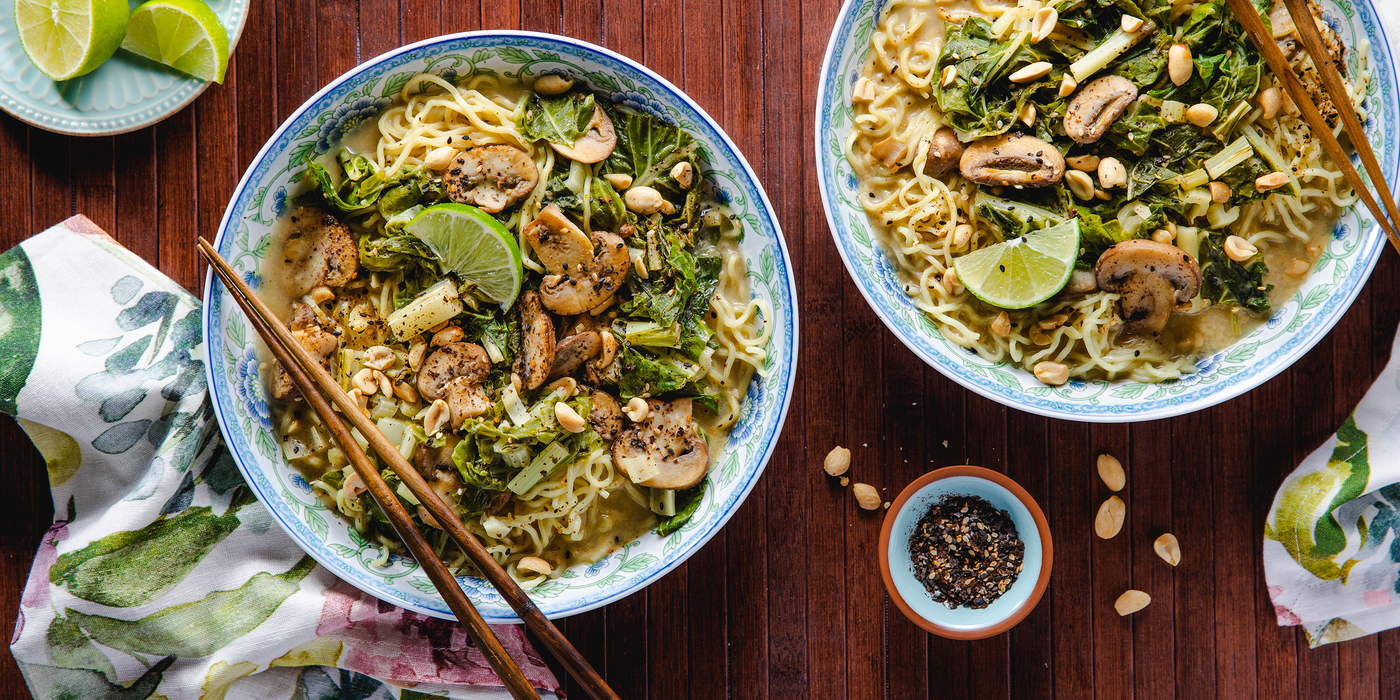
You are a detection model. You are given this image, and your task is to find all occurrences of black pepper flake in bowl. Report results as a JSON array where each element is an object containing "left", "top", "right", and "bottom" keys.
[{"left": 909, "top": 494, "right": 1024, "bottom": 609}]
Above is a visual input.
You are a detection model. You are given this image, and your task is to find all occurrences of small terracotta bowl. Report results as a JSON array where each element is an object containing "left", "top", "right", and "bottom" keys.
[{"left": 879, "top": 466, "right": 1053, "bottom": 640}]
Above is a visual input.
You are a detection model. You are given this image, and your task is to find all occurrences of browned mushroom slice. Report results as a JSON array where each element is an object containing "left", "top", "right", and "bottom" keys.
[
  {"left": 548, "top": 331, "right": 601, "bottom": 380},
  {"left": 611, "top": 398, "right": 709, "bottom": 490},
  {"left": 1064, "top": 75, "right": 1139, "bottom": 145},
  {"left": 443, "top": 144, "right": 539, "bottom": 213},
  {"left": 414, "top": 434, "right": 461, "bottom": 477},
  {"left": 1094, "top": 240, "right": 1202, "bottom": 336},
  {"left": 922, "top": 127, "right": 965, "bottom": 177},
  {"left": 281, "top": 207, "right": 359, "bottom": 296},
  {"left": 523, "top": 204, "right": 629, "bottom": 315},
  {"left": 271, "top": 301, "right": 339, "bottom": 400},
  {"left": 446, "top": 377, "right": 493, "bottom": 428},
  {"left": 959, "top": 133, "right": 1065, "bottom": 188},
  {"left": 550, "top": 106, "right": 617, "bottom": 164},
  {"left": 514, "top": 291, "right": 554, "bottom": 390},
  {"left": 1058, "top": 269, "right": 1100, "bottom": 298},
  {"left": 588, "top": 389, "right": 623, "bottom": 440},
  {"left": 417, "top": 342, "right": 490, "bottom": 401}
]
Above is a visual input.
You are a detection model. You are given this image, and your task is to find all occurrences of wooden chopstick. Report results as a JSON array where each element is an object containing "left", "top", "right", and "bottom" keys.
[
  {"left": 200, "top": 244, "right": 541, "bottom": 700},
  {"left": 1280, "top": 0, "right": 1400, "bottom": 243},
  {"left": 198, "top": 239, "right": 621, "bottom": 700},
  {"left": 1223, "top": 0, "right": 1400, "bottom": 250}
]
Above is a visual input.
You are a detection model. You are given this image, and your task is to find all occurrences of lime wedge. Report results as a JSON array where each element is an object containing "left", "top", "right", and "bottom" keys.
[
  {"left": 953, "top": 219, "right": 1081, "bottom": 309},
  {"left": 120, "top": 0, "right": 229, "bottom": 83},
  {"left": 406, "top": 204, "right": 524, "bottom": 309},
  {"left": 15, "top": 0, "right": 129, "bottom": 81}
]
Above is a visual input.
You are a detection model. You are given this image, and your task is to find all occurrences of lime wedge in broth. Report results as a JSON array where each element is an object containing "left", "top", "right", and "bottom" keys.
[
  {"left": 953, "top": 219, "right": 1081, "bottom": 310},
  {"left": 406, "top": 204, "right": 524, "bottom": 309},
  {"left": 121, "top": 0, "right": 229, "bottom": 83},
  {"left": 15, "top": 0, "right": 129, "bottom": 81}
]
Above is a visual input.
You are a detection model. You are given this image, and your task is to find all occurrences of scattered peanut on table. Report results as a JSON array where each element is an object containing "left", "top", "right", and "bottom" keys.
[
  {"left": 1154, "top": 533, "right": 1181, "bottom": 566},
  {"left": 824, "top": 445, "right": 851, "bottom": 476},
  {"left": 1095, "top": 495, "right": 1125, "bottom": 539},
  {"left": 853, "top": 483, "right": 881, "bottom": 510},
  {"left": 1115, "top": 589, "right": 1151, "bottom": 616},
  {"left": 1097, "top": 453, "right": 1125, "bottom": 491}
]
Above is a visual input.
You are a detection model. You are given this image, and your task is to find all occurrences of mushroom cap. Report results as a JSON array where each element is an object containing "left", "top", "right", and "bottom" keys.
[
  {"left": 587, "top": 389, "right": 623, "bottom": 441},
  {"left": 1095, "top": 240, "right": 1202, "bottom": 335},
  {"left": 444, "top": 145, "right": 539, "bottom": 213},
  {"left": 611, "top": 398, "right": 709, "bottom": 490},
  {"left": 1064, "top": 75, "right": 1139, "bottom": 145},
  {"left": 417, "top": 342, "right": 491, "bottom": 401},
  {"left": 524, "top": 205, "right": 629, "bottom": 315},
  {"left": 548, "top": 331, "right": 602, "bottom": 381},
  {"left": 514, "top": 291, "right": 555, "bottom": 390},
  {"left": 550, "top": 106, "right": 618, "bottom": 164},
  {"left": 959, "top": 132, "right": 1065, "bottom": 188},
  {"left": 281, "top": 207, "right": 359, "bottom": 296},
  {"left": 922, "top": 127, "right": 965, "bottom": 177}
]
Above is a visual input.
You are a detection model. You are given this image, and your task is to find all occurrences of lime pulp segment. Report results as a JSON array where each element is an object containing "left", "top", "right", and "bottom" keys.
[
  {"left": 406, "top": 204, "right": 524, "bottom": 309},
  {"left": 121, "top": 0, "right": 229, "bottom": 83},
  {"left": 15, "top": 0, "right": 130, "bottom": 81},
  {"left": 953, "top": 219, "right": 1081, "bottom": 309}
]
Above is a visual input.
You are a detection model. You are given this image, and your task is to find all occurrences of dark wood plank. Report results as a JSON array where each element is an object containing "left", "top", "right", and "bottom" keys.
[
  {"left": 1130, "top": 420, "right": 1173, "bottom": 700},
  {"left": 275, "top": 0, "right": 319, "bottom": 120},
  {"left": 402, "top": 0, "right": 441, "bottom": 43},
  {"left": 112, "top": 130, "right": 158, "bottom": 264},
  {"left": 885, "top": 340, "right": 928, "bottom": 700},
  {"left": 1252, "top": 370, "right": 1299, "bottom": 700},
  {"left": 1171, "top": 410, "right": 1216, "bottom": 697},
  {"left": 1052, "top": 419, "right": 1094, "bottom": 699},
  {"left": 1210, "top": 395, "right": 1257, "bottom": 700},
  {"left": 1292, "top": 336, "right": 1339, "bottom": 700},
  {"left": 1091, "top": 425, "right": 1131, "bottom": 700},
  {"left": 1006, "top": 410, "right": 1050, "bottom": 698},
  {"left": 926, "top": 374, "right": 969, "bottom": 700},
  {"left": 155, "top": 108, "right": 199, "bottom": 291},
  {"left": 841, "top": 309, "right": 885, "bottom": 700}
]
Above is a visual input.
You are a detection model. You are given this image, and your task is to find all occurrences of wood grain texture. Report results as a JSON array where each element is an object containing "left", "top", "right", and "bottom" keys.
[{"left": 0, "top": 0, "right": 1391, "bottom": 697}]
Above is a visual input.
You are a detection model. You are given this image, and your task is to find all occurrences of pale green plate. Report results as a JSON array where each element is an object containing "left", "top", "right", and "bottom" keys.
[{"left": 0, "top": 0, "right": 248, "bottom": 136}]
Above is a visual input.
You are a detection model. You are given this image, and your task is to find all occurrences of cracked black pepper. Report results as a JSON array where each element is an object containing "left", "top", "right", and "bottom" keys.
[{"left": 908, "top": 494, "right": 1024, "bottom": 609}]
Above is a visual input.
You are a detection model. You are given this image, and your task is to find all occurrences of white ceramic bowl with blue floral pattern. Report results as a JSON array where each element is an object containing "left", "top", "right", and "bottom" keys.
[
  {"left": 203, "top": 32, "right": 798, "bottom": 621},
  {"left": 816, "top": 0, "right": 1399, "bottom": 422}
]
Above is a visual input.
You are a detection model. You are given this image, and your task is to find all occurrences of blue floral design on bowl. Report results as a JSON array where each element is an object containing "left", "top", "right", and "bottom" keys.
[
  {"left": 610, "top": 90, "right": 669, "bottom": 120},
  {"left": 272, "top": 187, "right": 288, "bottom": 219},
  {"left": 233, "top": 347, "right": 271, "bottom": 431},
  {"left": 317, "top": 97, "right": 392, "bottom": 154}
]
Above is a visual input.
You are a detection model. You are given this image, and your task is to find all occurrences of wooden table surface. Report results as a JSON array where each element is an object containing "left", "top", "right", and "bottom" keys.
[{"left": 2, "top": 0, "right": 1398, "bottom": 697}]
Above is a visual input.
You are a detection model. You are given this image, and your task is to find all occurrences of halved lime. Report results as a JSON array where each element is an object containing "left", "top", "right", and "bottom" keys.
[
  {"left": 953, "top": 219, "right": 1081, "bottom": 309},
  {"left": 406, "top": 204, "right": 523, "bottom": 309},
  {"left": 120, "top": 0, "right": 229, "bottom": 83},
  {"left": 15, "top": 0, "right": 130, "bottom": 81}
]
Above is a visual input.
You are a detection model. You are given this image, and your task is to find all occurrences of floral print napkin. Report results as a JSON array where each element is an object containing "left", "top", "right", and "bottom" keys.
[
  {"left": 1265, "top": 326, "right": 1400, "bottom": 647},
  {"left": 5, "top": 216, "right": 559, "bottom": 700}
]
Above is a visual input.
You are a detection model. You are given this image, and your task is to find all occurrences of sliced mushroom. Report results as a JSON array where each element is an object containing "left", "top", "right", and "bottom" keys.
[
  {"left": 1064, "top": 75, "right": 1139, "bottom": 144},
  {"left": 414, "top": 434, "right": 461, "bottom": 478},
  {"left": 611, "top": 398, "right": 709, "bottom": 490},
  {"left": 417, "top": 342, "right": 490, "bottom": 401},
  {"left": 443, "top": 145, "right": 539, "bottom": 213},
  {"left": 922, "top": 127, "right": 965, "bottom": 177},
  {"left": 514, "top": 291, "right": 555, "bottom": 391},
  {"left": 588, "top": 389, "right": 623, "bottom": 440},
  {"left": 959, "top": 133, "right": 1065, "bottom": 188},
  {"left": 551, "top": 106, "right": 617, "bottom": 164},
  {"left": 445, "top": 377, "right": 493, "bottom": 427},
  {"left": 524, "top": 204, "right": 630, "bottom": 315},
  {"left": 281, "top": 207, "right": 359, "bottom": 297},
  {"left": 1094, "top": 240, "right": 1202, "bottom": 336},
  {"left": 548, "top": 331, "right": 602, "bottom": 380},
  {"left": 271, "top": 301, "right": 340, "bottom": 400}
]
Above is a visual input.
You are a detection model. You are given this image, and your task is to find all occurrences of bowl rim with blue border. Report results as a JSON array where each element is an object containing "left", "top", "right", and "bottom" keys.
[
  {"left": 201, "top": 29, "right": 799, "bottom": 622},
  {"left": 815, "top": 0, "right": 1399, "bottom": 423},
  {"left": 879, "top": 466, "right": 1053, "bottom": 640}
]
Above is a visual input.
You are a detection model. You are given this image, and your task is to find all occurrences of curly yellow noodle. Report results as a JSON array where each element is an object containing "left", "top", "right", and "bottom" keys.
[{"left": 848, "top": 0, "right": 1363, "bottom": 383}]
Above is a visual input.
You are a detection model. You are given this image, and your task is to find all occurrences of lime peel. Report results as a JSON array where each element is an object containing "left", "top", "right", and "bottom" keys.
[
  {"left": 405, "top": 203, "right": 524, "bottom": 310},
  {"left": 953, "top": 219, "right": 1081, "bottom": 310}
]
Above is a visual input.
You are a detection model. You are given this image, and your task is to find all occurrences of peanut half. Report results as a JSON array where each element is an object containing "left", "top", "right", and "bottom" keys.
[
  {"left": 1095, "top": 495, "right": 1126, "bottom": 539},
  {"left": 824, "top": 446, "right": 852, "bottom": 476},
  {"left": 1097, "top": 453, "right": 1126, "bottom": 491},
  {"left": 1154, "top": 533, "right": 1181, "bottom": 566},
  {"left": 1115, "top": 589, "right": 1151, "bottom": 616}
]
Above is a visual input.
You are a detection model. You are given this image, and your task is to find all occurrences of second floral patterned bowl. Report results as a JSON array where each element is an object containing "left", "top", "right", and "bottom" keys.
[{"left": 202, "top": 31, "right": 798, "bottom": 623}]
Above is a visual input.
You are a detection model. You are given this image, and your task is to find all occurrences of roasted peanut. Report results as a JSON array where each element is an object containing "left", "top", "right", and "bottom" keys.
[{"left": 824, "top": 446, "right": 852, "bottom": 476}]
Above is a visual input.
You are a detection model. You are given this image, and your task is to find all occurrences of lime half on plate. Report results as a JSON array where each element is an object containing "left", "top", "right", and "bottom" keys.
[
  {"left": 14, "top": 0, "right": 130, "bottom": 81},
  {"left": 953, "top": 219, "right": 1081, "bottom": 309},
  {"left": 406, "top": 204, "right": 523, "bottom": 309},
  {"left": 121, "top": 0, "right": 230, "bottom": 83}
]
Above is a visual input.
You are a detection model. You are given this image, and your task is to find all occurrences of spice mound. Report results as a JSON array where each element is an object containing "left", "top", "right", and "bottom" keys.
[{"left": 909, "top": 494, "right": 1025, "bottom": 609}]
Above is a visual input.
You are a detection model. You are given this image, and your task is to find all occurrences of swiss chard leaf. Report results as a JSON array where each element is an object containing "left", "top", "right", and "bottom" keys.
[
  {"left": 655, "top": 480, "right": 707, "bottom": 537},
  {"left": 616, "top": 346, "right": 692, "bottom": 400},
  {"left": 602, "top": 106, "right": 699, "bottom": 188},
  {"left": 935, "top": 18, "right": 1051, "bottom": 139},
  {"left": 1199, "top": 230, "right": 1271, "bottom": 314},
  {"left": 517, "top": 92, "right": 597, "bottom": 145}
]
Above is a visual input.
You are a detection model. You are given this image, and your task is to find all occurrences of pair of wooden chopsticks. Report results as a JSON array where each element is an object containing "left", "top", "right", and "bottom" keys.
[
  {"left": 198, "top": 240, "right": 619, "bottom": 700},
  {"left": 1223, "top": 0, "right": 1400, "bottom": 250}
]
